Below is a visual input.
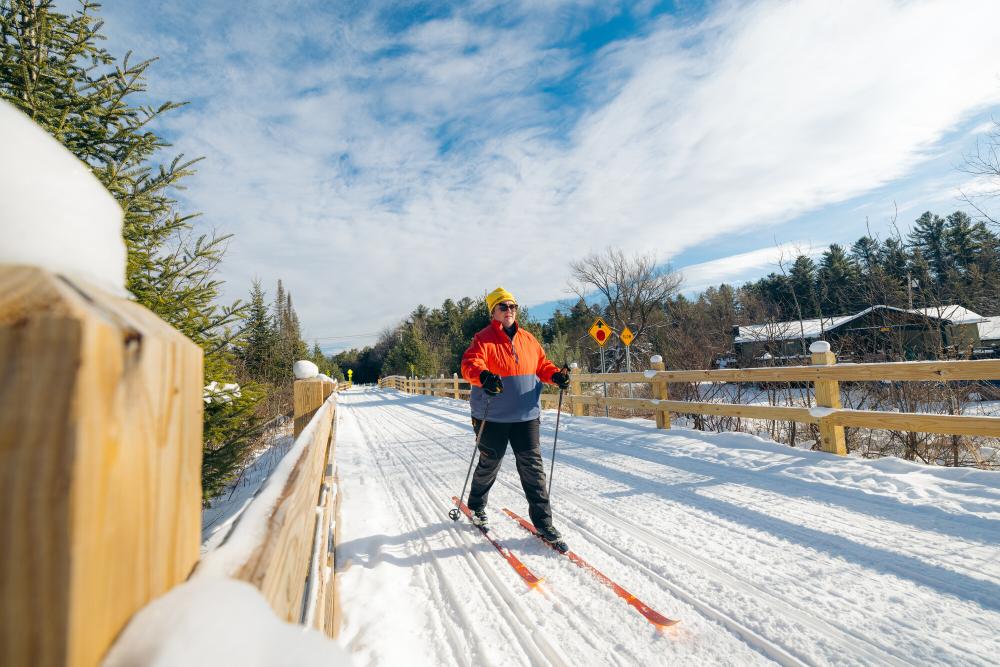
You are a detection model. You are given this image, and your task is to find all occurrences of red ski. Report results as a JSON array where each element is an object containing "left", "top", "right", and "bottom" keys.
[
  {"left": 453, "top": 497, "right": 543, "bottom": 589},
  {"left": 503, "top": 508, "right": 679, "bottom": 629}
]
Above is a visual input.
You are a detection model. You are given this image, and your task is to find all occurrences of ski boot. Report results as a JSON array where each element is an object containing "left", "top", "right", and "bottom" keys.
[
  {"left": 536, "top": 524, "right": 569, "bottom": 553},
  {"left": 471, "top": 508, "right": 489, "bottom": 532}
]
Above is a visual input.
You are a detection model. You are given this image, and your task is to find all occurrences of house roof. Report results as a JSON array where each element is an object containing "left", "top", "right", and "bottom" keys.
[
  {"left": 979, "top": 316, "right": 1000, "bottom": 342},
  {"left": 734, "top": 305, "right": 984, "bottom": 343}
]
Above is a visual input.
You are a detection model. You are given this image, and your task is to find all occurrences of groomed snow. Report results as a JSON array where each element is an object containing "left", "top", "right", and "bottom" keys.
[
  {"left": 0, "top": 100, "right": 126, "bottom": 295},
  {"left": 335, "top": 387, "right": 1000, "bottom": 666}
]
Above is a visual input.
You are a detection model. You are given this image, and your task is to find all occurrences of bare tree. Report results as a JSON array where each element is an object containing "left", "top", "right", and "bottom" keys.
[
  {"left": 960, "top": 121, "right": 1000, "bottom": 226},
  {"left": 568, "top": 247, "right": 682, "bottom": 344}
]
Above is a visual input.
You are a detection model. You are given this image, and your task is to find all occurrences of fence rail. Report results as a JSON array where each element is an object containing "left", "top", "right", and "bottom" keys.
[{"left": 378, "top": 345, "right": 1000, "bottom": 455}]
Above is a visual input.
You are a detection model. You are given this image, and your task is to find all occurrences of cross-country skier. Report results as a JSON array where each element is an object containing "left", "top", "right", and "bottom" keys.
[{"left": 460, "top": 286, "right": 571, "bottom": 551}]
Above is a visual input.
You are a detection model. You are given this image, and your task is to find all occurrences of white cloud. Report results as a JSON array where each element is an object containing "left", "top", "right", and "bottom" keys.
[
  {"left": 678, "top": 242, "right": 821, "bottom": 294},
  {"left": 97, "top": 0, "right": 1000, "bottom": 345}
]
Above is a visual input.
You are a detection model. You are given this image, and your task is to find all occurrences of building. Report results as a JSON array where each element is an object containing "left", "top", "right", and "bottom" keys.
[
  {"left": 733, "top": 305, "right": 984, "bottom": 366},
  {"left": 976, "top": 316, "right": 1000, "bottom": 358}
]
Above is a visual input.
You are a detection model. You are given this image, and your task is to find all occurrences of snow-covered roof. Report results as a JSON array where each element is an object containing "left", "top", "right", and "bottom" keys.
[
  {"left": 735, "top": 305, "right": 984, "bottom": 343},
  {"left": 908, "top": 305, "right": 983, "bottom": 324},
  {"left": 979, "top": 316, "right": 1000, "bottom": 342}
]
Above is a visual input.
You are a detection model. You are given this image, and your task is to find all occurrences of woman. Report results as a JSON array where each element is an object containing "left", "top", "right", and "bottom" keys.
[{"left": 460, "top": 286, "right": 571, "bottom": 551}]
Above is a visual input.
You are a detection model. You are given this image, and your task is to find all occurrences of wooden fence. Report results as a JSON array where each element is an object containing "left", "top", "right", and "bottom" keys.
[
  {"left": 379, "top": 343, "right": 1000, "bottom": 455},
  {"left": 222, "top": 377, "right": 344, "bottom": 633},
  {"left": 0, "top": 265, "right": 348, "bottom": 666}
]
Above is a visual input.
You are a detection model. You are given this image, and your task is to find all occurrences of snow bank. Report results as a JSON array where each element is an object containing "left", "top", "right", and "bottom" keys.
[
  {"left": 782, "top": 452, "right": 1000, "bottom": 520},
  {"left": 0, "top": 100, "right": 126, "bottom": 295},
  {"left": 102, "top": 577, "right": 351, "bottom": 667}
]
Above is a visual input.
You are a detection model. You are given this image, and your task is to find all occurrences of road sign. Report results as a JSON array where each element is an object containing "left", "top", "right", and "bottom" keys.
[
  {"left": 589, "top": 317, "right": 613, "bottom": 347},
  {"left": 620, "top": 326, "right": 634, "bottom": 347}
]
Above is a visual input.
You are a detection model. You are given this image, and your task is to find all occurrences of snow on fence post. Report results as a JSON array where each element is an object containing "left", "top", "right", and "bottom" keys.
[
  {"left": 569, "top": 363, "right": 585, "bottom": 417},
  {"left": 810, "top": 341, "right": 847, "bottom": 455},
  {"left": 294, "top": 361, "right": 328, "bottom": 439},
  {"left": 650, "top": 355, "right": 671, "bottom": 429},
  {"left": 0, "top": 266, "right": 203, "bottom": 667},
  {"left": 453, "top": 372, "right": 460, "bottom": 399}
]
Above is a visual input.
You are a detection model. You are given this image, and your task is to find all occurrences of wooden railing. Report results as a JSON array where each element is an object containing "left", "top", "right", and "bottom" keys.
[
  {"left": 207, "top": 376, "right": 343, "bottom": 632},
  {"left": 0, "top": 265, "right": 348, "bottom": 665},
  {"left": 378, "top": 343, "right": 1000, "bottom": 455}
]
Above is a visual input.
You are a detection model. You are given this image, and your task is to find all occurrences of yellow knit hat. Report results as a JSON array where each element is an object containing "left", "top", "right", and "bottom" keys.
[{"left": 486, "top": 286, "right": 517, "bottom": 312}]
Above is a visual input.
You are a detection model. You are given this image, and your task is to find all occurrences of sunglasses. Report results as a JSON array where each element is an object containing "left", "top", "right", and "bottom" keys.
[{"left": 497, "top": 303, "right": 519, "bottom": 312}]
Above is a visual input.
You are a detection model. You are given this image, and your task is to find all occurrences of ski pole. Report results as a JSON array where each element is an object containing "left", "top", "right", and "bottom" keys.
[
  {"left": 547, "top": 366, "right": 569, "bottom": 497},
  {"left": 449, "top": 396, "right": 491, "bottom": 521}
]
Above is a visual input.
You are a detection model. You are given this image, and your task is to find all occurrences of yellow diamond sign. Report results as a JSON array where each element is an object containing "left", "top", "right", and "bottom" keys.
[
  {"left": 620, "top": 326, "right": 634, "bottom": 347},
  {"left": 589, "top": 317, "right": 613, "bottom": 347}
]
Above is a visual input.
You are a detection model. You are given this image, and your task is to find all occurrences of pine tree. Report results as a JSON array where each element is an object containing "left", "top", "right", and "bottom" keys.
[
  {"left": 909, "top": 212, "right": 949, "bottom": 283},
  {"left": 945, "top": 211, "right": 977, "bottom": 276},
  {"left": 850, "top": 236, "right": 881, "bottom": 272},
  {"left": 818, "top": 244, "right": 859, "bottom": 314},
  {"left": 238, "top": 280, "right": 277, "bottom": 383},
  {"left": 1, "top": 0, "right": 257, "bottom": 501},
  {"left": 384, "top": 325, "right": 434, "bottom": 375},
  {"left": 789, "top": 255, "right": 820, "bottom": 318},
  {"left": 0, "top": 0, "right": 243, "bottom": 343},
  {"left": 881, "top": 237, "right": 910, "bottom": 295}
]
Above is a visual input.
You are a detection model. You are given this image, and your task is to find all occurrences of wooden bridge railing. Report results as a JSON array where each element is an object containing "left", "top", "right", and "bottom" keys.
[
  {"left": 378, "top": 341, "right": 1000, "bottom": 455},
  {"left": 206, "top": 376, "right": 343, "bottom": 632},
  {"left": 0, "top": 265, "right": 348, "bottom": 665}
]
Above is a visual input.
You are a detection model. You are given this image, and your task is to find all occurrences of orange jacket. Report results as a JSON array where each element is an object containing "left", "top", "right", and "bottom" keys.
[{"left": 461, "top": 320, "right": 561, "bottom": 422}]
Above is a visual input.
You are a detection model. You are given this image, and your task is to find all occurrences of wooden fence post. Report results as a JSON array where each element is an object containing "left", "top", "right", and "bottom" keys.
[
  {"left": 294, "top": 378, "right": 327, "bottom": 438},
  {"left": 0, "top": 266, "right": 203, "bottom": 667},
  {"left": 810, "top": 341, "right": 847, "bottom": 455},
  {"left": 453, "top": 372, "right": 460, "bottom": 399},
  {"left": 569, "top": 362, "right": 584, "bottom": 417},
  {"left": 650, "top": 354, "right": 671, "bottom": 429}
]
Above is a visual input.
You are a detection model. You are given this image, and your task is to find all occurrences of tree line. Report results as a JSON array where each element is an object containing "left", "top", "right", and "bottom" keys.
[{"left": 328, "top": 209, "right": 1000, "bottom": 387}]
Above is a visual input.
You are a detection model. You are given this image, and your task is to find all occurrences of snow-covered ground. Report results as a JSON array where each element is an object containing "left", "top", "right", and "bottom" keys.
[
  {"left": 201, "top": 420, "right": 294, "bottom": 553},
  {"left": 335, "top": 387, "right": 1000, "bottom": 666}
]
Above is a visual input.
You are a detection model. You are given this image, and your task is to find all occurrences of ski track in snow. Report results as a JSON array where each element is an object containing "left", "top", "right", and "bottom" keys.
[{"left": 334, "top": 388, "right": 1000, "bottom": 666}]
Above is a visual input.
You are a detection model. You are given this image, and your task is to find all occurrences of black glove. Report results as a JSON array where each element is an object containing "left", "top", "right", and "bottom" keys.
[
  {"left": 551, "top": 370, "right": 571, "bottom": 390},
  {"left": 479, "top": 370, "right": 504, "bottom": 395}
]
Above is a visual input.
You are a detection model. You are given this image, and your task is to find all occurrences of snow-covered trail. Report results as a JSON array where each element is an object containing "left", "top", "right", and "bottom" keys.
[{"left": 334, "top": 387, "right": 1000, "bottom": 666}]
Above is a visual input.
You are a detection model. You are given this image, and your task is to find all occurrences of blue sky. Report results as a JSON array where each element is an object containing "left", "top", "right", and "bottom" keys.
[{"left": 85, "top": 0, "right": 1000, "bottom": 350}]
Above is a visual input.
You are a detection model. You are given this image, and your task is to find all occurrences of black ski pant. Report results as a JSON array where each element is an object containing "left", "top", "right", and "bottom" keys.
[{"left": 467, "top": 417, "right": 553, "bottom": 529}]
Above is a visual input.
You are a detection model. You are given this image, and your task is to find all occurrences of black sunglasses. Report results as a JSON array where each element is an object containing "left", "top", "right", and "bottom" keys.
[{"left": 498, "top": 303, "right": 519, "bottom": 312}]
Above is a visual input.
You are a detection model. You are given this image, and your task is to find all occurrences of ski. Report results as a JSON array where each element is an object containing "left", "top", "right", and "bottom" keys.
[
  {"left": 452, "top": 497, "right": 543, "bottom": 589},
  {"left": 503, "top": 508, "right": 679, "bottom": 629}
]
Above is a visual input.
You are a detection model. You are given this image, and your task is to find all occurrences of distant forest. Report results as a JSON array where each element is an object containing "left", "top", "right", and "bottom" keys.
[{"left": 310, "top": 208, "right": 1000, "bottom": 384}]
